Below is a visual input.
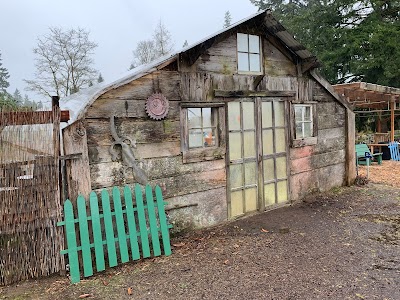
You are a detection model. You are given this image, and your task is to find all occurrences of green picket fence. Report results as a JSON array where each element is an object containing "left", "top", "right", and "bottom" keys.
[{"left": 57, "top": 184, "right": 172, "bottom": 284}]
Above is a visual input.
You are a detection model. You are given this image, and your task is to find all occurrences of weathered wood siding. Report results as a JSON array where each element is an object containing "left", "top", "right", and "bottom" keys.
[
  {"left": 180, "top": 32, "right": 297, "bottom": 77},
  {"left": 85, "top": 70, "right": 226, "bottom": 227},
  {"left": 77, "top": 27, "right": 350, "bottom": 227},
  {"left": 289, "top": 81, "right": 347, "bottom": 200},
  {"left": 62, "top": 120, "right": 91, "bottom": 202}
]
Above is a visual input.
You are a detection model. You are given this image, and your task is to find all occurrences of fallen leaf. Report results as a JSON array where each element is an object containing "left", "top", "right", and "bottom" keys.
[
  {"left": 78, "top": 294, "right": 93, "bottom": 299},
  {"left": 102, "top": 280, "right": 108, "bottom": 286},
  {"left": 355, "top": 294, "right": 365, "bottom": 299},
  {"left": 172, "top": 242, "right": 185, "bottom": 247},
  {"left": 127, "top": 287, "right": 133, "bottom": 295},
  {"left": 223, "top": 260, "right": 229, "bottom": 265},
  {"left": 261, "top": 228, "right": 269, "bottom": 233}
]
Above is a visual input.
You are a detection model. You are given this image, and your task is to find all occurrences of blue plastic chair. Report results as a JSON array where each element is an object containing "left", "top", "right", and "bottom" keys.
[{"left": 388, "top": 142, "right": 400, "bottom": 161}]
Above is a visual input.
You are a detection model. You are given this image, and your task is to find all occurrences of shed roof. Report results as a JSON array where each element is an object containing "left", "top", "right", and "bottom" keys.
[
  {"left": 333, "top": 82, "right": 400, "bottom": 109},
  {"left": 60, "top": 9, "right": 320, "bottom": 125}
]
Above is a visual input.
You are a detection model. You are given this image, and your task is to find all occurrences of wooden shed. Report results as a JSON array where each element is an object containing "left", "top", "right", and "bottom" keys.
[{"left": 60, "top": 10, "right": 356, "bottom": 229}]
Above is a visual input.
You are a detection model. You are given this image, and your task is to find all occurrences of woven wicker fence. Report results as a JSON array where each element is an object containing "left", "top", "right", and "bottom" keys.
[{"left": 0, "top": 104, "right": 64, "bottom": 285}]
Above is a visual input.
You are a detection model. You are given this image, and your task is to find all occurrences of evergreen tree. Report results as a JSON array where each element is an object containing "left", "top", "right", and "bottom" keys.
[
  {"left": 182, "top": 40, "right": 189, "bottom": 48},
  {"left": 13, "top": 88, "right": 23, "bottom": 105},
  {"left": 97, "top": 73, "right": 104, "bottom": 83},
  {"left": 250, "top": 0, "right": 400, "bottom": 87},
  {"left": 224, "top": 11, "right": 232, "bottom": 28},
  {"left": 0, "top": 51, "right": 10, "bottom": 93}
]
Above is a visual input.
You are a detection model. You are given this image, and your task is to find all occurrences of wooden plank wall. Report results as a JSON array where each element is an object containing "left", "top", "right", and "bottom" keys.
[
  {"left": 79, "top": 28, "right": 351, "bottom": 224},
  {"left": 180, "top": 34, "right": 297, "bottom": 78},
  {"left": 63, "top": 120, "right": 91, "bottom": 202},
  {"left": 289, "top": 81, "right": 347, "bottom": 200},
  {"left": 85, "top": 70, "right": 227, "bottom": 227}
]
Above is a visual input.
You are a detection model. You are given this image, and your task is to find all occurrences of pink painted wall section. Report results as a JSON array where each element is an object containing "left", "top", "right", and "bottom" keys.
[
  {"left": 290, "top": 145, "right": 315, "bottom": 160},
  {"left": 290, "top": 156, "right": 313, "bottom": 175},
  {"left": 289, "top": 170, "right": 318, "bottom": 201}
]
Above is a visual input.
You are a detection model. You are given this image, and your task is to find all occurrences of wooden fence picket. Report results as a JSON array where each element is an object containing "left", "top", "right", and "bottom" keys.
[
  {"left": 155, "top": 185, "right": 172, "bottom": 256},
  {"left": 146, "top": 185, "right": 161, "bottom": 256},
  {"left": 124, "top": 186, "right": 140, "bottom": 260},
  {"left": 63, "top": 199, "right": 80, "bottom": 284},
  {"left": 135, "top": 184, "right": 151, "bottom": 258},
  {"left": 89, "top": 192, "right": 105, "bottom": 272},
  {"left": 57, "top": 184, "right": 172, "bottom": 284},
  {"left": 113, "top": 187, "right": 129, "bottom": 263},
  {"left": 77, "top": 195, "right": 93, "bottom": 277},
  {"left": 101, "top": 189, "right": 118, "bottom": 268}
]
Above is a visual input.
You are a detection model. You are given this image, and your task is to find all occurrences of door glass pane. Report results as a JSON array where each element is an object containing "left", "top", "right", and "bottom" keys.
[
  {"left": 230, "top": 164, "right": 243, "bottom": 189},
  {"left": 237, "top": 33, "right": 248, "bottom": 52},
  {"left": 274, "top": 101, "right": 285, "bottom": 127},
  {"left": 228, "top": 102, "right": 241, "bottom": 131},
  {"left": 229, "top": 132, "right": 242, "bottom": 160},
  {"left": 262, "top": 102, "right": 272, "bottom": 128},
  {"left": 231, "top": 190, "right": 243, "bottom": 217},
  {"left": 277, "top": 180, "right": 288, "bottom": 203},
  {"left": 304, "top": 122, "right": 313, "bottom": 137},
  {"left": 262, "top": 129, "right": 273, "bottom": 155},
  {"left": 264, "top": 183, "right": 276, "bottom": 206},
  {"left": 276, "top": 156, "right": 287, "bottom": 179},
  {"left": 249, "top": 54, "right": 261, "bottom": 72},
  {"left": 189, "top": 129, "right": 202, "bottom": 148},
  {"left": 245, "top": 187, "right": 257, "bottom": 212},
  {"left": 238, "top": 52, "right": 249, "bottom": 72},
  {"left": 275, "top": 128, "right": 286, "bottom": 153},
  {"left": 243, "top": 131, "right": 256, "bottom": 158},
  {"left": 243, "top": 102, "right": 255, "bottom": 130},
  {"left": 244, "top": 162, "right": 257, "bottom": 185},
  {"left": 263, "top": 158, "right": 275, "bottom": 182},
  {"left": 248, "top": 35, "right": 260, "bottom": 53},
  {"left": 202, "top": 107, "right": 212, "bottom": 127},
  {"left": 188, "top": 108, "right": 201, "bottom": 128},
  {"left": 203, "top": 128, "right": 215, "bottom": 147}
]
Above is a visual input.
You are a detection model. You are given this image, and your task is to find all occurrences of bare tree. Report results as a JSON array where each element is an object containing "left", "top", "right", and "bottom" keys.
[
  {"left": 131, "top": 40, "right": 157, "bottom": 67},
  {"left": 25, "top": 27, "right": 98, "bottom": 98},
  {"left": 130, "top": 20, "right": 174, "bottom": 68}
]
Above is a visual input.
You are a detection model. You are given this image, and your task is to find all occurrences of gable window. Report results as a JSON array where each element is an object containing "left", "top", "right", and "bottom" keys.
[
  {"left": 181, "top": 104, "right": 225, "bottom": 163},
  {"left": 291, "top": 103, "right": 318, "bottom": 147},
  {"left": 237, "top": 33, "right": 262, "bottom": 73}
]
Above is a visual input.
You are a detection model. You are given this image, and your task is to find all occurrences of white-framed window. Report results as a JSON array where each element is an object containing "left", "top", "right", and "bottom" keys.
[
  {"left": 187, "top": 107, "right": 217, "bottom": 149},
  {"left": 237, "top": 33, "right": 262, "bottom": 73},
  {"left": 294, "top": 104, "right": 313, "bottom": 139},
  {"left": 181, "top": 104, "right": 226, "bottom": 163}
]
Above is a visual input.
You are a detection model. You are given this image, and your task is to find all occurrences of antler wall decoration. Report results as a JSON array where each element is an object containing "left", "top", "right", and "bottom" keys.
[{"left": 109, "top": 115, "right": 148, "bottom": 185}]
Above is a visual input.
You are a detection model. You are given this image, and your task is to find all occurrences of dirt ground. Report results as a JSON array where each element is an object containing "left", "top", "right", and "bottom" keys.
[
  {"left": 1, "top": 163, "right": 400, "bottom": 299},
  {"left": 358, "top": 160, "right": 400, "bottom": 188}
]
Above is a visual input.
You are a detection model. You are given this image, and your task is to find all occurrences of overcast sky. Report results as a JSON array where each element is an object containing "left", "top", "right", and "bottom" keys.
[{"left": 1, "top": 0, "right": 257, "bottom": 104}]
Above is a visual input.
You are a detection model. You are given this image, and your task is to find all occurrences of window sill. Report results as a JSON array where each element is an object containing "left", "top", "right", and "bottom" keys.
[
  {"left": 291, "top": 136, "right": 318, "bottom": 148},
  {"left": 237, "top": 70, "right": 263, "bottom": 76},
  {"left": 182, "top": 147, "right": 225, "bottom": 164}
]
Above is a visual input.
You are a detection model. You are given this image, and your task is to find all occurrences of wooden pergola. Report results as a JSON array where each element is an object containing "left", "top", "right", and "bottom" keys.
[{"left": 333, "top": 82, "right": 400, "bottom": 142}]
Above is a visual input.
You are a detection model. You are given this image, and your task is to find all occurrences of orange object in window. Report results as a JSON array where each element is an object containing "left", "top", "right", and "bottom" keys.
[{"left": 205, "top": 132, "right": 213, "bottom": 146}]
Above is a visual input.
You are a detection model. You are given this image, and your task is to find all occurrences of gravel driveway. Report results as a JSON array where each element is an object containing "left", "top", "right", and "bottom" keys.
[{"left": 1, "top": 184, "right": 399, "bottom": 300}]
